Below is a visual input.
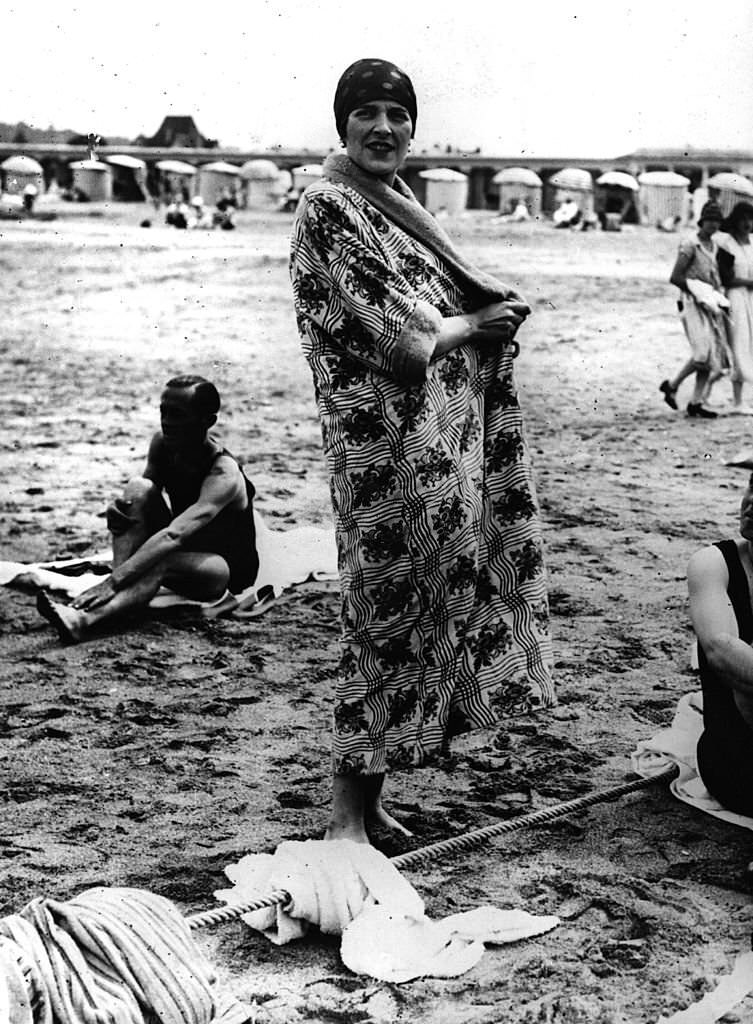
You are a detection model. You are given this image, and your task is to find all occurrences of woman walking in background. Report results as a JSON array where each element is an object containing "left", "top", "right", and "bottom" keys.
[
  {"left": 290, "top": 58, "right": 554, "bottom": 843},
  {"left": 717, "top": 201, "right": 753, "bottom": 414},
  {"left": 660, "top": 201, "right": 729, "bottom": 418}
]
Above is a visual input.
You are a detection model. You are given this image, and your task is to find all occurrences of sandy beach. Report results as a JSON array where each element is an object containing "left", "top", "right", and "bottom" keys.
[{"left": 1, "top": 199, "right": 752, "bottom": 1023}]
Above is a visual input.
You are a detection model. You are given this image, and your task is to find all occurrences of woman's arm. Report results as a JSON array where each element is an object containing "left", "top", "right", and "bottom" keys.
[
  {"left": 292, "top": 190, "right": 528, "bottom": 383},
  {"left": 669, "top": 246, "right": 693, "bottom": 292},
  {"left": 432, "top": 300, "right": 531, "bottom": 358}
]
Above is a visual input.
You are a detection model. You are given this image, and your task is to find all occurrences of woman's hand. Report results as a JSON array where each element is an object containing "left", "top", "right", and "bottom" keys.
[
  {"left": 432, "top": 298, "right": 531, "bottom": 359},
  {"left": 471, "top": 299, "right": 531, "bottom": 343}
]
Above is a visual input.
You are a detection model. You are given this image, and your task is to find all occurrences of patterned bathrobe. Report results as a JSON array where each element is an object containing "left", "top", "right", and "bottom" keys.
[{"left": 290, "top": 174, "right": 554, "bottom": 775}]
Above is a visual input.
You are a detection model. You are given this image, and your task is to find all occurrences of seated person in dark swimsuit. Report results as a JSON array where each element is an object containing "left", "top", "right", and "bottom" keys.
[
  {"left": 37, "top": 375, "right": 258, "bottom": 644},
  {"left": 688, "top": 473, "right": 753, "bottom": 815}
]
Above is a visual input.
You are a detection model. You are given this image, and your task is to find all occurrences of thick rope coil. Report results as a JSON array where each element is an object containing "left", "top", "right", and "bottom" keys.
[{"left": 185, "top": 768, "right": 676, "bottom": 930}]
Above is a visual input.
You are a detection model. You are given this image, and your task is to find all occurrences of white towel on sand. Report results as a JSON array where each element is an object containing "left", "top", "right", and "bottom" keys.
[
  {"left": 0, "top": 511, "right": 338, "bottom": 618},
  {"left": 631, "top": 691, "right": 753, "bottom": 832},
  {"left": 216, "top": 839, "right": 559, "bottom": 983}
]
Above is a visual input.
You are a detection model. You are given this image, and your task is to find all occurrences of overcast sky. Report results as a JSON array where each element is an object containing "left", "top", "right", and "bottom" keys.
[{"left": 5, "top": 0, "right": 752, "bottom": 157}]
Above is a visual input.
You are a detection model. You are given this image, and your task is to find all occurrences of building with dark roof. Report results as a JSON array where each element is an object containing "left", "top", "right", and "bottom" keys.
[{"left": 136, "top": 116, "right": 216, "bottom": 149}]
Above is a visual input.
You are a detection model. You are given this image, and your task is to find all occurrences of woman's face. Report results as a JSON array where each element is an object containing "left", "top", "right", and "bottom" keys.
[
  {"left": 698, "top": 217, "right": 721, "bottom": 240},
  {"left": 344, "top": 100, "right": 412, "bottom": 182}
]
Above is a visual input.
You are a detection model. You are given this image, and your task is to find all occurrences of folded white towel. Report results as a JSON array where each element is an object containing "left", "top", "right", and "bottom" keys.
[
  {"left": 685, "top": 278, "right": 730, "bottom": 313},
  {"left": 216, "top": 839, "right": 559, "bottom": 982},
  {"left": 631, "top": 691, "right": 753, "bottom": 832}
]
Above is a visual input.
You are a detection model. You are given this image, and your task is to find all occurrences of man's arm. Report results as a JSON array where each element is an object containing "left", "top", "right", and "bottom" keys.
[
  {"left": 109, "top": 456, "right": 245, "bottom": 590},
  {"left": 688, "top": 545, "right": 753, "bottom": 695},
  {"left": 142, "top": 432, "right": 164, "bottom": 484}
]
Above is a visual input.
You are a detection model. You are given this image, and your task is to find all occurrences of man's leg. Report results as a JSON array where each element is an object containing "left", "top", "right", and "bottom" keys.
[
  {"left": 37, "top": 551, "right": 229, "bottom": 643},
  {"left": 108, "top": 477, "right": 171, "bottom": 567}
]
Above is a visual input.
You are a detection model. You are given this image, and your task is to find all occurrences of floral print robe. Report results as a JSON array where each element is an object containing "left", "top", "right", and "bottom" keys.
[{"left": 290, "top": 179, "right": 554, "bottom": 775}]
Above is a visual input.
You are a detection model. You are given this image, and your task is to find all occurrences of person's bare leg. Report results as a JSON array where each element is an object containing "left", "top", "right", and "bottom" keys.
[
  {"left": 364, "top": 774, "right": 414, "bottom": 837},
  {"left": 667, "top": 357, "right": 696, "bottom": 393},
  {"left": 691, "top": 369, "right": 710, "bottom": 405},
  {"left": 110, "top": 478, "right": 170, "bottom": 568},
  {"left": 38, "top": 565, "right": 166, "bottom": 642},
  {"left": 325, "top": 771, "right": 415, "bottom": 842},
  {"left": 37, "top": 552, "right": 228, "bottom": 643},
  {"left": 326, "top": 772, "right": 369, "bottom": 843},
  {"left": 700, "top": 368, "right": 723, "bottom": 405}
]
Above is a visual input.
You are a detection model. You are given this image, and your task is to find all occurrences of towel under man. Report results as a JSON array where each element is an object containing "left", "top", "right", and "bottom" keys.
[{"left": 37, "top": 375, "right": 258, "bottom": 643}]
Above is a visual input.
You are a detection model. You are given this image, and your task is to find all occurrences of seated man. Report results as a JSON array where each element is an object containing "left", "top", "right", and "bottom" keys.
[
  {"left": 687, "top": 474, "right": 753, "bottom": 815},
  {"left": 37, "top": 375, "right": 259, "bottom": 644}
]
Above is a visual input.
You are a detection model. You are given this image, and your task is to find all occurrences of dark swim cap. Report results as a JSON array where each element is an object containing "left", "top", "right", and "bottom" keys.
[{"left": 334, "top": 58, "right": 417, "bottom": 140}]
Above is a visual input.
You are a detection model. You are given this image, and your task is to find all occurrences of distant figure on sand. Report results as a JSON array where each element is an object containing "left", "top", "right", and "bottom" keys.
[
  {"left": 659, "top": 201, "right": 729, "bottom": 419},
  {"left": 688, "top": 472, "right": 753, "bottom": 815},
  {"left": 22, "top": 183, "right": 38, "bottom": 214},
  {"left": 37, "top": 375, "right": 259, "bottom": 644},
  {"left": 290, "top": 58, "right": 553, "bottom": 844},
  {"left": 552, "top": 197, "right": 580, "bottom": 228},
  {"left": 717, "top": 201, "right": 753, "bottom": 415}
]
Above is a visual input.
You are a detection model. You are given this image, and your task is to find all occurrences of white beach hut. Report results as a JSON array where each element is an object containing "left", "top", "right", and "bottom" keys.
[
  {"left": 637, "top": 171, "right": 690, "bottom": 227},
  {"left": 197, "top": 161, "right": 241, "bottom": 206},
  {"left": 1, "top": 154, "right": 44, "bottom": 195},
  {"left": 595, "top": 170, "right": 639, "bottom": 227},
  {"left": 706, "top": 172, "right": 753, "bottom": 217},
  {"left": 493, "top": 167, "right": 542, "bottom": 216},
  {"left": 239, "top": 159, "right": 280, "bottom": 209},
  {"left": 548, "top": 167, "right": 594, "bottom": 216},
  {"left": 155, "top": 159, "right": 197, "bottom": 200},
  {"left": 69, "top": 159, "right": 112, "bottom": 202},
  {"left": 291, "top": 164, "right": 324, "bottom": 191},
  {"left": 106, "top": 154, "right": 147, "bottom": 201},
  {"left": 418, "top": 168, "right": 468, "bottom": 215}
]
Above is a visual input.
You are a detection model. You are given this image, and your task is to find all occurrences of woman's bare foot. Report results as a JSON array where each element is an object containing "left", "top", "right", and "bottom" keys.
[
  {"left": 365, "top": 802, "right": 414, "bottom": 838},
  {"left": 36, "top": 591, "right": 86, "bottom": 644}
]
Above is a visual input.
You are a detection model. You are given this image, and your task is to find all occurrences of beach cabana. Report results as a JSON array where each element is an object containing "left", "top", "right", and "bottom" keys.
[
  {"left": 69, "top": 159, "right": 112, "bottom": 202},
  {"left": 637, "top": 171, "right": 690, "bottom": 227},
  {"left": 595, "top": 170, "right": 639, "bottom": 227},
  {"left": 493, "top": 167, "right": 542, "bottom": 216},
  {"left": 291, "top": 164, "right": 324, "bottom": 192},
  {"left": 1, "top": 155, "right": 44, "bottom": 195},
  {"left": 155, "top": 159, "right": 197, "bottom": 200},
  {"left": 548, "top": 167, "right": 594, "bottom": 216},
  {"left": 197, "top": 161, "right": 241, "bottom": 206},
  {"left": 106, "top": 154, "right": 147, "bottom": 201},
  {"left": 418, "top": 167, "right": 468, "bottom": 215},
  {"left": 706, "top": 172, "right": 753, "bottom": 217},
  {"left": 240, "top": 159, "right": 280, "bottom": 209}
]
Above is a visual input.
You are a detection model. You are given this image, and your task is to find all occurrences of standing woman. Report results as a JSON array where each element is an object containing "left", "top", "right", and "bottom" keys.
[
  {"left": 290, "top": 59, "right": 554, "bottom": 842},
  {"left": 717, "top": 201, "right": 753, "bottom": 414},
  {"left": 660, "top": 201, "right": 728, "bottom": 418}
]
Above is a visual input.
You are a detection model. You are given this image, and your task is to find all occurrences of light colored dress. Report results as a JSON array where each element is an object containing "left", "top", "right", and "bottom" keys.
[
  {"left": 717, "top": 233, "right": 753, "bottom": 383},
  {"left": 290, "top": 179, "right": 554, "bottom": 775},
  {"left": 676, "top": 234, "right": 729, "bottom": 371}
]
